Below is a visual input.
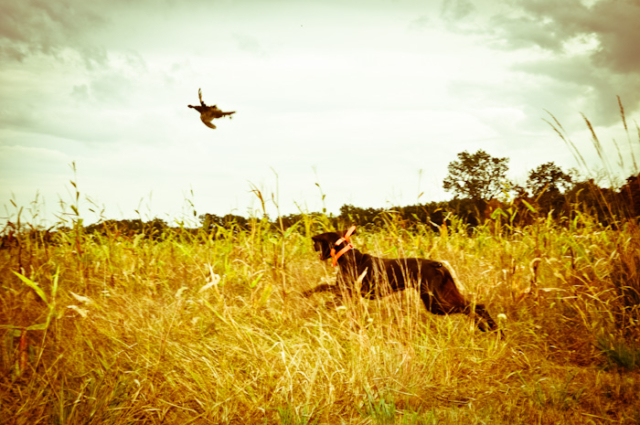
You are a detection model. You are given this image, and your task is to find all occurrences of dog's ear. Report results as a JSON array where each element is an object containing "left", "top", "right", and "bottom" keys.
[{"left": 311, "top": 234, "right": 329, "bottom": 251}]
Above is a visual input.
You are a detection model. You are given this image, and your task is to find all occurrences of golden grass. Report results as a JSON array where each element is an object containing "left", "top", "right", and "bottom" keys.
[{"left": 1, "top": 209, "right": 639, "bottom": 424}]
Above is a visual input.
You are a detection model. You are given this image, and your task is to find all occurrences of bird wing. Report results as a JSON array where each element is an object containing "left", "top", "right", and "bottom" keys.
[{"left": 198, "top": 88, "right": 206, "bottom": 106}]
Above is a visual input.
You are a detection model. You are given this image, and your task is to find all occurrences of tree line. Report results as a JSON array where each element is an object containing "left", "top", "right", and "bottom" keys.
[
  {"left": 199, "top": 150, "right": 639, "bottom": 233},
  {"left": 2, "top": 150, "right": 639, "bottom": 247}
]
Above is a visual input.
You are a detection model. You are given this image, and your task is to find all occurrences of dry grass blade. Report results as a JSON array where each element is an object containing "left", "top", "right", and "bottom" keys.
[{"left": 543, "top": 111, "right": 588, "bottom": 171}]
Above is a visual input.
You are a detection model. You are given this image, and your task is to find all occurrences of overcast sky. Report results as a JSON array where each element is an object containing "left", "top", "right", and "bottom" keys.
[{"left": 1, "top": 0, "right": 639, "bottom": 225}]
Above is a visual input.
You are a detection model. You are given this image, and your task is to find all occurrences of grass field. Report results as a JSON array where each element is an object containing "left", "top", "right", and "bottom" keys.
[{"left": 1, "top": 200, "right": 639, "bottom": 424}]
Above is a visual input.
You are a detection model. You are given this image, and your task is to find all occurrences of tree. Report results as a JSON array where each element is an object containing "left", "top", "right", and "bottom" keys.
[
  {"left": 443, "top": 150, "right": 510, "bottom": 201},
  {"left": 619, "top": 174, "right": 640, "bottom": 217},
  {"left": 526, "top": 162, "right": 574, "bottom": 197}
]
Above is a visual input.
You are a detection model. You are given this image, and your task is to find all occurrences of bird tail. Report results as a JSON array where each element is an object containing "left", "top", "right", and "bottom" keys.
[{"left": 202, "top": 120, "right": 217, "bottom": 129}]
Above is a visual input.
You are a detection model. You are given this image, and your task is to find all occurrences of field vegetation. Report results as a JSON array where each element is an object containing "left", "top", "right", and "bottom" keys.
[{"left": 1, "top": 109, "right": 640, "bottom": 424}]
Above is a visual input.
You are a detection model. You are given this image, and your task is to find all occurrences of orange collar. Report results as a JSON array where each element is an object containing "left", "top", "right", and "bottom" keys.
[{"left": 330, "top": 225, "right": 356, "bottom": 267}]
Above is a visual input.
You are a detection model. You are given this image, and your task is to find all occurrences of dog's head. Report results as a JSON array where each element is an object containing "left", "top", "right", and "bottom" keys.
[{"left": 311, "top": 228, "right": 356, "bottom": 261}]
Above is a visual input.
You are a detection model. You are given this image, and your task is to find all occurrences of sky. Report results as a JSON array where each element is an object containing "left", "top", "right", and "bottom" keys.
[{"left": 1, "top": 0, "right": 639, "bottom": 226}]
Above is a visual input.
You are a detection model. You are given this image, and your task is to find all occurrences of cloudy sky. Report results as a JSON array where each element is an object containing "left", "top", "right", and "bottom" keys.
[{"left": 1, "top": 0, "right": 639, "bottom": 225}]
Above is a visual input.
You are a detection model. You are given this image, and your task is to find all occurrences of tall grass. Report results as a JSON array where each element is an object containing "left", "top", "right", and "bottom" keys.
[
  {"left": 2, "top": 194, "right": 639, "bottom": 424},
  {"left": 1, "top": 106, "right": 640, "bottom": 424}
]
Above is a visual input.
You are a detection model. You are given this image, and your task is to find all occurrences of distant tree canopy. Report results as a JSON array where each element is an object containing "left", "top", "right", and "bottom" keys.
[
  {"left": 621, "top": 174, "right": 640, "bottom": 217},
  {"left": 526, "top": 162, "right": 574, "bottom": 197},
  {"left": 85, "top": 218, "right": 168, "bottom": 239},
  {"left": 21, "top": 152, "right": 633, "bottom": 243},
  {"left": 200, "top": 213, "right": 248, "bottom": 231},
  {"left": 524, "top": 161, "right": 576, "bottom": 216},
  {"left": 443, "top": 150, "right": 510, "bottom": 201}
]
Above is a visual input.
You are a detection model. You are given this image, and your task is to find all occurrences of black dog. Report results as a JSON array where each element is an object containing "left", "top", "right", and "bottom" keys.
[{"left": 304, "top": 227, "right": 498, "bottom": 332}]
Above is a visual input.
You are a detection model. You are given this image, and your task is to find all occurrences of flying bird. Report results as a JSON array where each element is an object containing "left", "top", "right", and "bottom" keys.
[{"left": 188, "top": 89, "right": 235, "bottom": 129}]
